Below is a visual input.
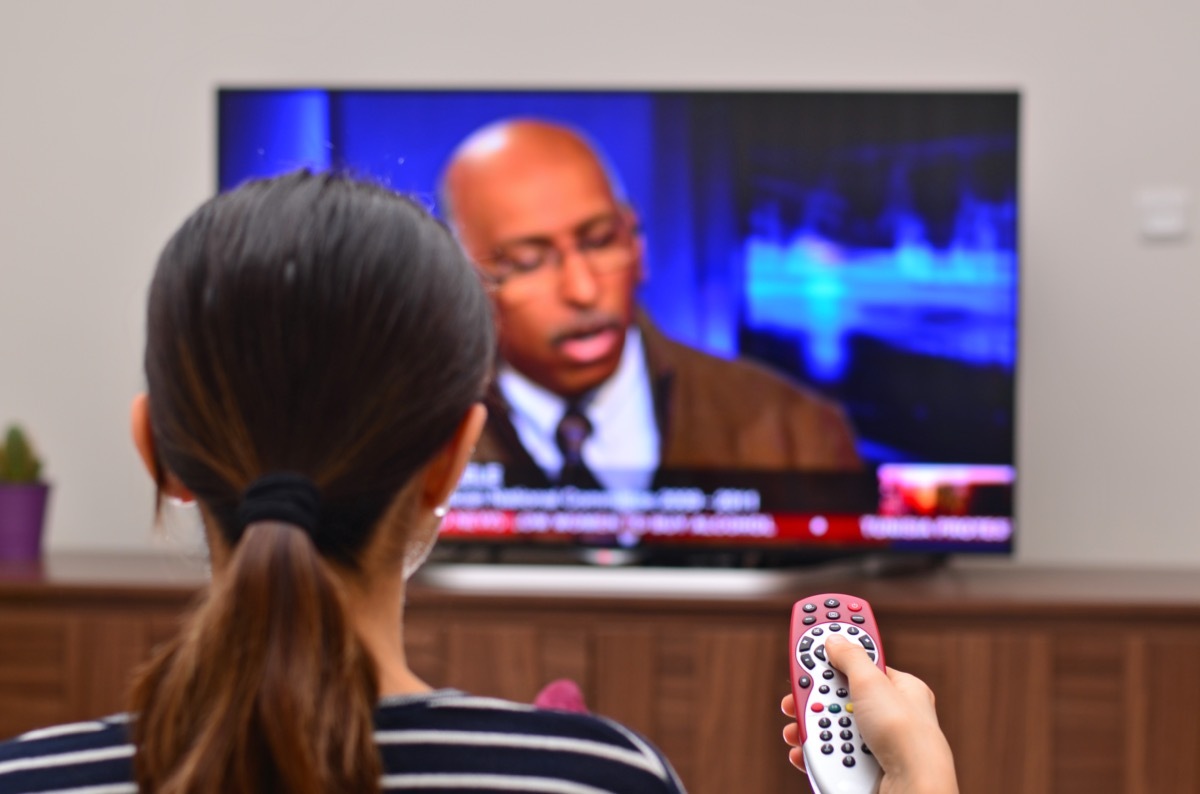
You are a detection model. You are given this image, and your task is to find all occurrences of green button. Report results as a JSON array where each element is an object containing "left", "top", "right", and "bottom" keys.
[{"left": 828, "top": 704, "right": 842, "bottom": 714}]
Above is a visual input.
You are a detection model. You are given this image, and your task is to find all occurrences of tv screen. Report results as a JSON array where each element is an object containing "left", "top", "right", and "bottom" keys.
[{"left": 218, "top": 88, "right": 1019, "bottom": 564}]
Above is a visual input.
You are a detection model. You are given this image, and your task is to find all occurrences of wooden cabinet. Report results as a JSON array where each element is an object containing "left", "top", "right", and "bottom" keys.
[{"left": 3, "top": 555, "right": 1200, "bottom": 793}]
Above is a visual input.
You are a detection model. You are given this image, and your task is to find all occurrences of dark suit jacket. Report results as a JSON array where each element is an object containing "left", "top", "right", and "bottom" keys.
[{"left": 475, "top": 314, "right": 862, "bottom": 486}]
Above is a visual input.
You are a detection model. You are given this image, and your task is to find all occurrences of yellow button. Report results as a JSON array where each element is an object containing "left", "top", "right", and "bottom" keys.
[{"left": 846, "top": 703, "right": 854, "bottom": 713}]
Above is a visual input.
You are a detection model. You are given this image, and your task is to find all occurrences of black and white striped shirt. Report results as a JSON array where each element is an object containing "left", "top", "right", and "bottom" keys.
[{"left": 0, "top": 689, "right": 686, "bottom": 793}]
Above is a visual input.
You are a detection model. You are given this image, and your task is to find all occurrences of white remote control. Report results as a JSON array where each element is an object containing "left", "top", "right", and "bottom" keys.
[{"left": 789, "top": 593, "right": 885, "bottom": 794}]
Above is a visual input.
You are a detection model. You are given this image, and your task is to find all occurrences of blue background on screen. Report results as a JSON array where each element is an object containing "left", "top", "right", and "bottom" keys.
[{"left": 218, "top": 89, "right": 1019, "bottom": 464}]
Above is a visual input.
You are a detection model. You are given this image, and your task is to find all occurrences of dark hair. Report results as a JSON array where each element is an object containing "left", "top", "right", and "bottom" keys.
[{"left": 129, "top": 171, "right": 494, "bottom": 793}]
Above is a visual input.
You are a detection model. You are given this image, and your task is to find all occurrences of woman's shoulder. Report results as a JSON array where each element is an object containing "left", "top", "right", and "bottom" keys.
[
  {"left": 375, "top": 689, "right": 686, "bottom": 793},
  {"left": 0, "top": 715, "right": 134, "bottom": 794}
]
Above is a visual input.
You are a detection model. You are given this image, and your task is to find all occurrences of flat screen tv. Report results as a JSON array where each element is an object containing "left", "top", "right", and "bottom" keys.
[{"left": 218, "top": 88, "right": 1019, "bottom": 568}]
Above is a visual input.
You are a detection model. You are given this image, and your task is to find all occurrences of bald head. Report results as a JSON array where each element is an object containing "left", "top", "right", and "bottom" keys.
[
  {"left": 438, "top": 119, "right": 644, "bottom": 399},
  {"left": 440, "top": 120, "right": 623, "bottom": 255}
]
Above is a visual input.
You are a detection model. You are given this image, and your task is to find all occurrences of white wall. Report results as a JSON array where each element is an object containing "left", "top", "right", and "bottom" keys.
[{"left": 2, "top": 0, "right": 1198, "bottom": 567}]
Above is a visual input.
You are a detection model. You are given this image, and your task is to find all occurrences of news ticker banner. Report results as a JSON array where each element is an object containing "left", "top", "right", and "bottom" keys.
[{"left": 441, "top": 463, "right": 1015, "bottom": 548}]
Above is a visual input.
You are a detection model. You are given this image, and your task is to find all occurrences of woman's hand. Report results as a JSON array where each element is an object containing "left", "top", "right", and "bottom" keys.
[{"left": 781, "top": 635, "right": 958, "bottom": 794}]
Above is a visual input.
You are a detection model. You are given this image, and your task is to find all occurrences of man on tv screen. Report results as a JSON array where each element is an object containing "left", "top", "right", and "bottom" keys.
[{"left": 440, "top": 119, "right": 860, "bottom": 492}]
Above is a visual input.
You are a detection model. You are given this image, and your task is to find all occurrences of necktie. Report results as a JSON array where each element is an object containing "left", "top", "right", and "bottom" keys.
[{"left": 555, "top": 403, "right": 602, "bottom": 489}]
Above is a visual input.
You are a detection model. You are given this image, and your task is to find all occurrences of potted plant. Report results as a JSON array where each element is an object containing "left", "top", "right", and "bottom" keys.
[{"left": 0, "top": 425, "right": 50, "bottom": 562}]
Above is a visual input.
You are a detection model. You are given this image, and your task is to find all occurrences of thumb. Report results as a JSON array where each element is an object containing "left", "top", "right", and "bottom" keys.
[{"left": 825, "top": 635, "right": 883, "bottom": 685}]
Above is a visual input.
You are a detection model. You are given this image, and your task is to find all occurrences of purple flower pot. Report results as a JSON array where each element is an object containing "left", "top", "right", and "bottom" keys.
[{"left": 0, "top": 483, "right": 50, "bottom": 562}]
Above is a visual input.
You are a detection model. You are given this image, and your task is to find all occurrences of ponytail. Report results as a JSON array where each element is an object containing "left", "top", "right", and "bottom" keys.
[{"left": 130, "top": 521, "right": 381, "bottom": 794}]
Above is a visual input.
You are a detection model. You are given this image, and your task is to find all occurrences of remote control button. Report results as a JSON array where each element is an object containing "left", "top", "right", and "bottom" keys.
[
  {"left": 827, "top": 611, "right": 841, "bottom": 620},
  {"left": 843, "top": 756, "right": 856, "bottom": 768},
  {"left": 819, "top": 685, "right": 830, "bottom": 694},
  {"left": 820, "top": 730, "right": 833, "bottom": 741},
  {"left": 847, "top": 627, "right": 860, "bottom": 635},
  {"left": 851, "top": 615, "right": 865, "bottom": 624},
  {"left": 841, "top": 742, "right": 855, "bottom": 754},
  {"left": 859, "top": 637, "right": 876, "bottom": 651},
  {"left": 823, "top": 670, "right": 836, "bottom": 680},
  {"left": 862, "top": 743, "right": 872, "bottom": 755},
  {"left": 840, "top": 729, "right": 853, "bottom": 740},
  {"left": 821, "top": 744, "right": 834, "bottom": 755},
  {"left": 839, "top": 717, "right": 852, "bottom": 728},
  {"left": 836, "top": 688, "right": 848, "bottom": 698},
  {"left": 798, "top": 637, "right": 814, "bottom": 652},
  {"left": 812, "top": 628, "right": 824, "bottom": 636},
  {"left": 867, "top": 652, "right": 876, "bottom": 662},
  {"left": 846, "top": 703, "right": 854, "bottom": 713},
  {"left": 814, "top": 645, "right": 826, "bottom": 662},
  {"left": 803, "top": 603, "right": 817, "bottom": 613},
  {"left": 848, "top": 602, "right": 862, "bottom": 612},
  {"left": 824, "top": 598, "right": 840, "bottom": 608},
  {"left": 811, "top": 702, "right": 824, "bottom": 713},
  {"left": 818, "top": 717, "right": 831, "bottom": 728},
  {"left": 829, "top": 624, "right": 842, "bottom": 632},
  {"left": 801, "top": 653, "right": 817, "bottom": 670},
  {"left": 798, "top": 676, "right": 811, "bottom": 689},
  {"left": 803, "top": 616, "right": 816, "bottom": 625},
  {"left": 828, "top": 704, "right": 842, "bottom": 714}
]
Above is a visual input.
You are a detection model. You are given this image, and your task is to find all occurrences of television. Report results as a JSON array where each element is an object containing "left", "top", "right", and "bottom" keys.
[{"left": 218, "top": 88, "right": 1019, "bottom": 569}]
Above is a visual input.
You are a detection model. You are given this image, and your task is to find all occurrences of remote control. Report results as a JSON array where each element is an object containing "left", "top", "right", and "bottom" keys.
[{"left": 789, "top": 594, "right": 885, "bottom": 794}]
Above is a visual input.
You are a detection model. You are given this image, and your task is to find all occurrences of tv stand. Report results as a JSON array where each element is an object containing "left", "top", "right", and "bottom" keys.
[
  {"left": 4, "top": 553, "right": 1199, "bottom": 793},
  {"left": 427, "top": 543, "right": 949, "bottom": 573}
]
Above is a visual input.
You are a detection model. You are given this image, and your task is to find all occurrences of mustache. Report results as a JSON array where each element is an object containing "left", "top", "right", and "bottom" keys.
[{"left": 550, "top": 314, "right": 624, "bottom": 348}]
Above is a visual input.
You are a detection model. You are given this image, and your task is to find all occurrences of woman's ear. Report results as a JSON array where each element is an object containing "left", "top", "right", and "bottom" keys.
[
  {"left": 421, "top": 403, "right": 487, "bottom": 514},
  {"left": 130, "top": 393, "right": 194, "bottom": 502}
]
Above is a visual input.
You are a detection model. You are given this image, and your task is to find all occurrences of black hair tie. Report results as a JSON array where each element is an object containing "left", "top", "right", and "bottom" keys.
[{"left": 235, "top": 472, "right": 322, "bottom": 536}]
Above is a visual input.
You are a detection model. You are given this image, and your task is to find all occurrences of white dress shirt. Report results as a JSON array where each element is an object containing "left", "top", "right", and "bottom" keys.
[{"left": 497, "top": 327, "right": 660, "bottom": 491}]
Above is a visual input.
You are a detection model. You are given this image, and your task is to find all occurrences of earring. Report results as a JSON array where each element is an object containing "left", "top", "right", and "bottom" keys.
[{"left": 433, "top": 505, "right": 449, "bottom": 518}]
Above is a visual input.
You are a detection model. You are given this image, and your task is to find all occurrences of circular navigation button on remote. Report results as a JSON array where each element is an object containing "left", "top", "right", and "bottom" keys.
[
  {"left": 836, "top": 688, "right": 848, "bottom": 698},
  {"left": 824, "top": 598, "right": 840, "bottom": 608},
  {"left": 839, "top": 717, "right": 852, "bottom": 728},
  {"left": 812, "top": 628, "right": 824, "bottom": 636},
  {"left": 798, "top": 676, "right": 811, "bottom": 688},
  {"left": 822, "top": 744, "right": 835, "bottom": 755},
  {"left": 803, "top": 616, "right": 816, "bottom": 625},
  {"left": 848, "top": 602, "right": 862, "bottom": 612},
  {"left": 818, "top": 717, "right": 831, "bottom": 728},
  {"left": 829, "top": 624, "right": 842, "bottom": 632},
  {"left": 859, "top": 637, "right": 876, "bottom": 651},
  {"left": 803, "top": 603, "right": 817, "bottom": 613},
  {"left": 843, "top": 756, "right": 856, "bottom": 767},
  {"left": 811, "top": 702, "right": 825, "bottom": 713},
  {"left": 819, "top": 685, "right": 830, "bottom": 694},
  {"left": 823, "top": 670, "right": 835, "bottom": 680},
  {"left": 814, "top": 645, "right": 826, "bottom": 662},
  {"left": 851, "top": 615, "right": 865, "bottom": 624},
  {"left": 848, "top": 627, "right": 860, "bottom": 635},
  {"left": 801, "top": 653, "right": 816, "bottom": 670},
  {"left": 798, "top": 637, "right": 814, "bottom": 652},
  {"left": 827, "top": 611, "right": 841, "bottom": 620},
  {"left": 828, "top": 704, "right": 842, "bottom": 714}
]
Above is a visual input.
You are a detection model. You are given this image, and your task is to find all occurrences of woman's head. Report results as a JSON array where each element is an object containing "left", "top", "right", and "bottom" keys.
[
  {"left": 129, "top": 171, "right": 493, "bottom": 794},
  {"left": 140, "top": 169, "right": 493, "bottom": 565}
]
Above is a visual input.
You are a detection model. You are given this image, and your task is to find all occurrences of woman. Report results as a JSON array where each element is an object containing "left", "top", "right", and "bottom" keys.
[{"left": 0, "top": 172, "right": 955, "bottom": 793}]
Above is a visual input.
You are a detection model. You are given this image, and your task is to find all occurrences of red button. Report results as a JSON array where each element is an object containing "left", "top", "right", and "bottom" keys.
[
  {"left": 811, "top": 702, "right": 825, "bottom": 713},
  {"left": 848, "top": 602, "right": 862, "bottom": 612}
]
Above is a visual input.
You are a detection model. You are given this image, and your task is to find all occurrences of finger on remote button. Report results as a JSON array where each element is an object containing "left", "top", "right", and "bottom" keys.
[{"left": 825, "top": 636, "right": 884, "bottom": 682}]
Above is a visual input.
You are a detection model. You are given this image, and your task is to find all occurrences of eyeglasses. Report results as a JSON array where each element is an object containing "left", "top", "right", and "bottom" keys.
[{"left": 476, "top": 212, "right": 638, "bottom": 291}]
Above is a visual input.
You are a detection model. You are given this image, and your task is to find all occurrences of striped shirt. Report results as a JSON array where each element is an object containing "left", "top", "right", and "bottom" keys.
[{"left": 0, "top": 689, "right": 686, "bottom": 793}]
